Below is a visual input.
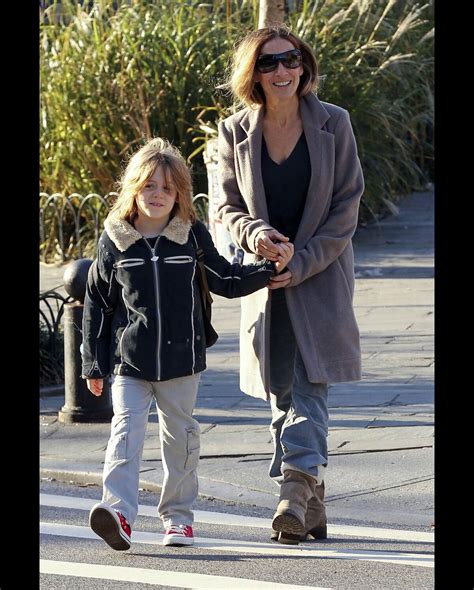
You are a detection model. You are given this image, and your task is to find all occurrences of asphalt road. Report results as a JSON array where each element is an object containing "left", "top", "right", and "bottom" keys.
[{"left": 40, "top": 480, "right": 434, "bottom": 589}]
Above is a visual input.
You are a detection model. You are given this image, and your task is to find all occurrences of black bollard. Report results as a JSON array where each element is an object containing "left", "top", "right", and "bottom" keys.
[{"left": 58, "top": 259, "right": 113, "bottom": 423}]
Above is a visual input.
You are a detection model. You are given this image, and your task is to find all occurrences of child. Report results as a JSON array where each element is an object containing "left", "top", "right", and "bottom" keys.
[{"left": 82, "top": 137, "right": 294, "bottom": 551}]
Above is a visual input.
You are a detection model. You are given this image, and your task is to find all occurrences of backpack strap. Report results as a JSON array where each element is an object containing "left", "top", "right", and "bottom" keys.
[{"left": 190, "top": 228, "right": 213, "bottom": 309}]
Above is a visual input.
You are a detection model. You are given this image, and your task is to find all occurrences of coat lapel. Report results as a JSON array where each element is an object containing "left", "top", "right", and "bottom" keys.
[
  {"left": 294, "top": 93, "right": 334, "bottom": 249},
  {"left": 236, "top": 107, "right": 270, "bottom": 222}
]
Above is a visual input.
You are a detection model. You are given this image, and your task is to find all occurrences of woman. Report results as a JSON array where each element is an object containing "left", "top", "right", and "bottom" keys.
[{"left": 217, "top": 27, "right": 364, "bottom": 544}]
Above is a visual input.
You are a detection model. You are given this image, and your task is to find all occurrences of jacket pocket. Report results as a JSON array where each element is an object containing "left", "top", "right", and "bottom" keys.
[
  {"left": 163, "top": 256, "right": 193, "bottom": 264},
  {"left": 113, "top": 258, "right": 145, "bottom": 269}
]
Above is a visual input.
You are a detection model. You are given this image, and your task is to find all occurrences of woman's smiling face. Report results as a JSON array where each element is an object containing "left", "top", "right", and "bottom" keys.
[{"left": 254, "top": 37, "right": 303, "bottom": 102}]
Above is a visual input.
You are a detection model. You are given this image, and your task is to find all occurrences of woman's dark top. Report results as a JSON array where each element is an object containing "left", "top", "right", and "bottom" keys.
[{"left": 261, "top": 132, "right": 311, "bottom": 243}]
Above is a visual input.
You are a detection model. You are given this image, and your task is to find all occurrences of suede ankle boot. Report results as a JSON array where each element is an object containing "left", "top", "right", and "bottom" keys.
[
  {"left": 272, "top": 469, "right": 318, "bottom": 539},
  {"left": 304, "top": 481, "right": 327, "bottom": 540},
  {"left": 275, "top": 480, "right": 327, "bottom": 544}
]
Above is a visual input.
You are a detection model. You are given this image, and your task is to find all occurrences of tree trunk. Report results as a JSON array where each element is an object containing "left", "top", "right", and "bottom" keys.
[{"left": 258, "top": 0, "right": 285, "bottom": 28}]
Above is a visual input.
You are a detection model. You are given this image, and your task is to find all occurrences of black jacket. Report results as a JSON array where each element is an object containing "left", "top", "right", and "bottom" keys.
[{"left": 81, "top": 215, "right": 275, "bottom": 382}]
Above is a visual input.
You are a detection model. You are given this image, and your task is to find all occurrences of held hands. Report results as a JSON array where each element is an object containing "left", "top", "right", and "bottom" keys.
[
  {"left": 255, "top": 229, "right": 289, "bottom": 261},
  {"left": 87, "top": 378, "right": 104, "bottom": 397},
  {"left": 255, "top": 230, "right": 294, "bottom": 290},
  {"left": 274, "top": 241, "right": 294, "bottom": 274},
  {"left": 268, "top": 269, "right": 292, "bottom": 289}
]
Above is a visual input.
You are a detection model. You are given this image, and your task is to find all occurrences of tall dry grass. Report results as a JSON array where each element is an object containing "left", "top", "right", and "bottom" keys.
[{"left": 41, "top": 0, "right": 433, "bottom": 233}]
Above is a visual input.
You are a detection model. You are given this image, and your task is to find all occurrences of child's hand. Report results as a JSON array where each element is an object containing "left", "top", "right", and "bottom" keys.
[
  {"left": 87, "top": 378, "right": 104, "bottom": 397},
  {"left": 268, "top": 270, "right": 292, "bottom": 289},
  {"left": 274, "top": 241, "right": 294, "bottom": 274}
]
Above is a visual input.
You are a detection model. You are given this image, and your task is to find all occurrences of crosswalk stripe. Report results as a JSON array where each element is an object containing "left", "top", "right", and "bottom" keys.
[
  {"left": 40, "top": 493, "right": 434, "bottom": 544},
  {"left": 40, "top": 559, "right": 328, "bottom": 589},
  {"left": 40, "top": 521, "right": 434, "bottom": 569}
]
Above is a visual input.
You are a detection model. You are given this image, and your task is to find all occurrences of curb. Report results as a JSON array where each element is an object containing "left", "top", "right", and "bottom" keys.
[{"left": 40, "top": 467, "right": 278, "bottom": 509}]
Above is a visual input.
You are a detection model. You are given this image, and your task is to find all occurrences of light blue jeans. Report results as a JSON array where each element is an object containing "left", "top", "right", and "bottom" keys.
[
  {"left": 269, "top": 289, "right": 329, "bottom": 485},
  {"left": 102, "top": 373, "right": 201, "bottom": 528}
]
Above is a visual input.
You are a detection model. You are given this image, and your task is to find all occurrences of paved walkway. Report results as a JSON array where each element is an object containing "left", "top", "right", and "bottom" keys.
[{"left": 40, "top": 190, "right": 434, "bottom": 528}]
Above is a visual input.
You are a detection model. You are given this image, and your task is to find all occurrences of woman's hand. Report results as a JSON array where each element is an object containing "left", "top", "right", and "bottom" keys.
[
  {"left": 255, "top": 229, "right": 289, "bottom": 261},
  {"left": 268, "top": 270, "right": 292, "bottom": 290},
  {"left": 87, "top": 378, "right": 104, "bottom": 397},
  {"left": 274, "top": 242, "right": 294, "bottom": 273}
]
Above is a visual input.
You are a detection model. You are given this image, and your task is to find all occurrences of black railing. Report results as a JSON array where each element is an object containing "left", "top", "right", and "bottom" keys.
[
  {"left": 40, "top": 192, "right": 209, "bottom": 264},
  {"left": 40, "top": 287, "right": 72, "bottom": 387},
  {"left": 40, "top": 192, "right": 117, "bottom": 264}
]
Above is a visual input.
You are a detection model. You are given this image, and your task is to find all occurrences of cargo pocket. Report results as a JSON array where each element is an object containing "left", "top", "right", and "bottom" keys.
[
  {"left": 105, "top": 416, "right": 129, "bottom": 463},
  {"left": 184, "top": 426, "right": 200, "bottom": 470}
]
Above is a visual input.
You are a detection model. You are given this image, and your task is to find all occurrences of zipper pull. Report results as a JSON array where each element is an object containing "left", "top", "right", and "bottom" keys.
[{"left": 151, "top": 255, "right": 159, "bottom": 262}]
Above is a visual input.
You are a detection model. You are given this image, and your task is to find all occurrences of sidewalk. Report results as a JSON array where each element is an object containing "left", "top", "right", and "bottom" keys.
[{"left": 40, "top": 190, "right": 434, "bottom": 528}]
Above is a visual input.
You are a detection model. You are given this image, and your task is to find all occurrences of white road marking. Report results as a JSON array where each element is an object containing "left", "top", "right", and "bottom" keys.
[
  {"left": 40, "top": 521, "right": 433, "bottom": 569},
  {"left": 40, "top": 559, "right": 327, "bottom": 589},
  {"left": 40, "top": 493, "right": 434, "bottom": 543}
]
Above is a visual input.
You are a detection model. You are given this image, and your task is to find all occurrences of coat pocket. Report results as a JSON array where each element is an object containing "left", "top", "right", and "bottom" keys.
[{"left": 335, "top": 258, "right": 354, "bottom": 301}]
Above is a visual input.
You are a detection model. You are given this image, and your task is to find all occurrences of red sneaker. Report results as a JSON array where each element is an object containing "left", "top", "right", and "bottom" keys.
[
  {"left": 163, "top": 524, "right": 194, "bottom": 546},
  {"left": 89, "top": 502, "right": 131, "bottom": 551}
]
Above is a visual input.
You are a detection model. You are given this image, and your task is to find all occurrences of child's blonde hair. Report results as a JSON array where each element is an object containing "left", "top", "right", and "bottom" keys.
[{"left": 110, "top": 137, "right": 197, "bottom": 224}]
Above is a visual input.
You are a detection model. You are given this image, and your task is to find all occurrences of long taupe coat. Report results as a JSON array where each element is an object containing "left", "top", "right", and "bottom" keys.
[{"left": 217, "top": 92, "right": 364, "bottom": 400}]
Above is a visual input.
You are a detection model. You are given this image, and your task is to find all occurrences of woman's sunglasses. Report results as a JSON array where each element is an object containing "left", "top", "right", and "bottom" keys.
[{"left": 255, "top": 49, "right": 302, "bottom": 74}]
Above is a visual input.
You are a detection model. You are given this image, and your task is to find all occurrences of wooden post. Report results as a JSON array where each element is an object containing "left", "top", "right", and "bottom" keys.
[{"left": 258, "top": 0, "right": 285, "bottom": 28}]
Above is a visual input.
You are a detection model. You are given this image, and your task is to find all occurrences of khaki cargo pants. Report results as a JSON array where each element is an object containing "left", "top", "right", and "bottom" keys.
[{"left": 102, "top": 373, "right": 201, "bottom": 528}]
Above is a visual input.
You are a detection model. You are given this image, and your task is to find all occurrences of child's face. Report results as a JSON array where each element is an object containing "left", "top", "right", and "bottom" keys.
[{"left": 136, "top": 165, "right": 178, "bottom": 223}]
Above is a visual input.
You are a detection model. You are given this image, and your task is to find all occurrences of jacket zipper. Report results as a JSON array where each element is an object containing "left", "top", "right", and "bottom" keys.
[
  {"left": 113, "top": 258, "right": 145, "bottom": 268},
  {"left": 191, "top": 261, "right": 196, "bottom": 373},
  {"left": 143, "top": 237, "right": 162, "bottom": 380},
  {"left": 163, "top": 256, "right": 193, "bottom": 264}
]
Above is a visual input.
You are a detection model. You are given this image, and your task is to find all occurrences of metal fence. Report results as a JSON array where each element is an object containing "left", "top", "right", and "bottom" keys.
[
  {"left": 40, "top": 192, "right": 118, "bottom": 264},
  {"left": 40, "top": 287, "right": 72, "bottom": 386},
  {"left": 40, "top": 192, "right": 209, "bottom": 264}
]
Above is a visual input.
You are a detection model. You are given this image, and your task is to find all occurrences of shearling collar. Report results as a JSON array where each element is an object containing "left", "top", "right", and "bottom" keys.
[{"left": 104, "top": 213, "right": 192, "bottom": 252}]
